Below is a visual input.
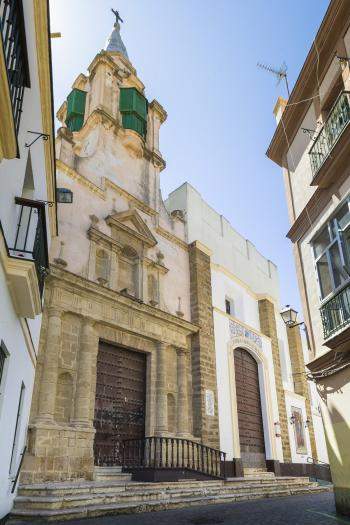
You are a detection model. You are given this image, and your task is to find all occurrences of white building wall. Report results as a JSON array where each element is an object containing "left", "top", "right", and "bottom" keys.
[
  {"left": 166, "top": 182, "right": 316, "bottom": 463},
  {"left": 166, "top": 183, "right": 280, "bottom": 301},
  {"left": 0, "top": 0, "right": 54, "bottom": 517},
  {"left": 0, "top": 268, "right": 36, "bottom": 517}
]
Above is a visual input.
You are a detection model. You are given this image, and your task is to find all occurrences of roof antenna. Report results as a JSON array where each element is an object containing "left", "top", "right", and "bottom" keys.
[{"left": 257, "top": 61, "right": 290, "bottom": 97}]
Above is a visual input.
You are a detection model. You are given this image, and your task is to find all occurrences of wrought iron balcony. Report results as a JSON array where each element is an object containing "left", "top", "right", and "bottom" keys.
[
  {"left": 9, "top": 197, "right": 49, "bottom": 296},
  {"left": 320, "top": 282, "right": 350, "bottom": 340},
  {"left": 0, "top": 0, "right": 30, "bottom": 134},
  {"left": 309, "top": 91, "right": 350, "bottom": 178}
]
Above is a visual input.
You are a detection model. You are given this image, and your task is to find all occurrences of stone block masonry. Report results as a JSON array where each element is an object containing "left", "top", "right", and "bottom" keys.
[
  {"left": 286, "top": 325, "right": 317, "bottom": 460},
  {"left": 258, "top": 298, "right": 292, "bottom": 462},
  {"left": 189, "top": 241, "right": 220, "bottom": 449}
]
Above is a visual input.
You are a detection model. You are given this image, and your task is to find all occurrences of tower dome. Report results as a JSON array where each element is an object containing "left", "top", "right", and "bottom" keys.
[{"left": 105, "top": 9, "right": 129, "bottom": 59}]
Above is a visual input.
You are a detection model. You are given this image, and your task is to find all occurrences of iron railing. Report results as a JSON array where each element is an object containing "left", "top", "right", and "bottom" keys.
[
  {"left": 320, "top": 282, "right": 350, "bottom": 339},
  {"left": 0, "top": 0, "right": 30, "bottom": 134},
  {"left": 10, "top": 197, "right": 49, "bottom": 296},
  {"left": 123, "top": 437, "right": 226, "bottom": 479},
  {"left": 309, "top": 91, "right": 350, "bottom": 178}
]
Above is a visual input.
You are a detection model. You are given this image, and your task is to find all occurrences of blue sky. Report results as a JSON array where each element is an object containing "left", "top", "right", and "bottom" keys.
[{"left": 50, "top": 0, "right": 329, "bottom": 313}]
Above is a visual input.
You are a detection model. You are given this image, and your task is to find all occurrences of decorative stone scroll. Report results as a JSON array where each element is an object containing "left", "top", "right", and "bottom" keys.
[{"left": 229, "top": 320, "right": 262, "bottom": 349}]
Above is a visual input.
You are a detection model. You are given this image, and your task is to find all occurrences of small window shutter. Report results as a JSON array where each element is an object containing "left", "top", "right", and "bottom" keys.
[
  {"left": 119, "top": 87, "right": 148, "bottom": 138},
  {"left": 65, "top": 89, "right": 87, "bottom": 132}
]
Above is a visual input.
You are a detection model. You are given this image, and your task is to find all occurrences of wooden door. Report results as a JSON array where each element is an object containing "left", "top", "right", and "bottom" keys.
[
  {"left": 93, "top": 342, "right": 146, "bottom": 466},
  {"left": 234, "top": 348, "right": 266, "bottom": 468}
]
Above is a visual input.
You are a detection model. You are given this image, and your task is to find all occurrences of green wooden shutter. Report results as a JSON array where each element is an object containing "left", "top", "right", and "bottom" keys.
[
  {"left": 65, "top": 89, "right": 87, "bottom": 132},
  {"left": 119, "top": 87, "right": 148, "bottom": 138}
]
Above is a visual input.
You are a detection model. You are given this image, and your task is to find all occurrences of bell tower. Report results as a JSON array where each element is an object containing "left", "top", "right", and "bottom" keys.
[{"left": 55, "top": 10, "right": 167, "bottom": 211}]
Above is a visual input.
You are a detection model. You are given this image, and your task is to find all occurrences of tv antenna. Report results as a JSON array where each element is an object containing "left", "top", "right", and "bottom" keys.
[{"left": 257, "top": 61, "right": 290, "bottom": 97}]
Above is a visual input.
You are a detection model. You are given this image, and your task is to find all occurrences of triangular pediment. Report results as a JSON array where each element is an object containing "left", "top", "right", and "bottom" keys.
[{"left": 106, "top": 209, "right": 157, "bottom": 247}]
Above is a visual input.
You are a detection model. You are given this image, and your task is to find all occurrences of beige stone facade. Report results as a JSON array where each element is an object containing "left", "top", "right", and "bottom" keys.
[
  {"left": 22, "top": 267, "right": 199, "bottom": 483},
  {"left": 21, "top": 24, "right": 222, "bottom": 484}
]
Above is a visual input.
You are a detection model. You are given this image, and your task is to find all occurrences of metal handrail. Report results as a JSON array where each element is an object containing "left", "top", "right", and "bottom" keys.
[
  {"left": 122, "top": 436, "right": 226, "bottom": 479},
  {"left": 309, "top": 90, "right": 350, "bottom": 177},
  {"left": 11, "top": 445, "right": 26, "bottom": 494}
]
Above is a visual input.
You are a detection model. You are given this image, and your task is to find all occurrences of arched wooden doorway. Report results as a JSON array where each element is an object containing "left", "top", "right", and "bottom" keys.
[{"left": 234, "top": 348, "right": 266, "bottom": 468}]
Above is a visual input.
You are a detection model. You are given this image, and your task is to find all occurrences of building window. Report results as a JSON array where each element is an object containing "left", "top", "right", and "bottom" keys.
[
  {"left": 225, "top": 297, "right": 234, "bottom": 316},
  {"left": 312, "top": 199, "right": 350, "bottom": 300},
  {"left": 9, "top": 382, "right": 25, "bottom": 475}
]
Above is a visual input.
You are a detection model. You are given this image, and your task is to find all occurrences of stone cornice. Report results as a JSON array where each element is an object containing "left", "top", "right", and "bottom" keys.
[
  {"left": 143, "top": 256, "right": 169, "bottom": 274},
  {"left": 88, "top": 51, "right": 135, "bottom": 82},
  {"left": 266, "top": 0, "right": 348, "bottom": 167},
  {"left": 48, "top": 265, "right": 198, "bottom": 342},
  {"left": 144, "top": 147, "right": 166, "bottom": 171},
  {"left": 56, "top": 159, "right": 105, "bottom": 199},
  {"left": 149, "top": 99, "right": 167, "bottom": 124},
  {"left": 106, "top": 209, "right": 158, "bottom": 248},
  {"left": 103, "top": 178, "right": 157, "bottom": 216},
  {"left": 87, "top": 227, "right": 123, "bottom": 252},
  {"left": 72, "top": 73, "right": 88, "bottom": 91},
  {"left": 155, "top": 226, "right": 188, "bottom": 251},
  {"left": 77, "top": 107, "right": 120, "bottom": 139},
  {"left": 56, "top": 159, "right": 159, "bottom": 217}
]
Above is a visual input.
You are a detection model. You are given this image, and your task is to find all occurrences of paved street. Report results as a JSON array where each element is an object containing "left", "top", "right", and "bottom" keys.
[{"left": 21, "top": 493, "right": 350, "bottom": 525}]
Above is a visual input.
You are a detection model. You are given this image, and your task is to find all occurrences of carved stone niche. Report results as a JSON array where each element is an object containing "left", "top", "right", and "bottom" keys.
[{"left": 105, "top": 208, "right": 158, "bottom": 300}]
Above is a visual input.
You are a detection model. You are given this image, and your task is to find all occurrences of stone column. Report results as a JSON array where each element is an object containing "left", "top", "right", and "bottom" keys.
[
  {"left": 155, "top": 342, "right": 168, "bottom": 434},
  {"left": 258, "top": 298, "right": 292, "bottom": 462},
  {"left": 189, "top": 241, "right": 220, "bottom": 448},
  {"left": 177, "top": 348, "right": 189, "bottom": 436},
  {"left": 36, "top": 307, "right": 63, "bottom": 423},
  {"left": 287, "top": 325, "right": 317, "bottom": 459},
  {"left": 73, "top": 318, "right": 98, "bottom": 427}
]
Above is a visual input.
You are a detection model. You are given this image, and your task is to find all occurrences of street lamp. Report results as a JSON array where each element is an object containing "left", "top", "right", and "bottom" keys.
[
  {"left": 280, "top": 305, "right": 312, "bottom": 352},
  {"left": 280, "top": 305, "right": 299, "bottom": 327}
]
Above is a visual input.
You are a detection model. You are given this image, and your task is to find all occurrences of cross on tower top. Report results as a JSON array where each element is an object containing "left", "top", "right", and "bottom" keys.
[{"left": 111, "top": 8, "right": 123, "bottom": 24}]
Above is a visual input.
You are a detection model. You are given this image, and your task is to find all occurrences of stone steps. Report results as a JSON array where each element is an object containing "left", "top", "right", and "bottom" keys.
[
  {"left": 93, "top": 467, "right": 132, "bottom": 482},
  {"left": 14, "top": 482, "right": 322, "bottom": 509},
  {"left": 15, "top": 476, "right": 312, "bottom": 498},
  {"left": 9, "top": 476, "right": 332, "bottom": 522}
]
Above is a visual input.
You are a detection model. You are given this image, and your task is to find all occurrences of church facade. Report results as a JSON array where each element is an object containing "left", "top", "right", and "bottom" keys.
[
  {"left": 166, "top": 183, "right": 328, "bottom": 471},
  {"left": 20, "top": 17, "right": 326, "bottom": 486}
]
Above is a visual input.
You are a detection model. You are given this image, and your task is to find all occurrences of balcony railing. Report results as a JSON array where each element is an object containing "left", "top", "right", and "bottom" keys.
[
  {"left": 0, "top": 0, "right": 30, "bottom": 134},
  {"left": 320, "top": 282, "right": 350, "bottom": 340},
  {"left": 309, "top": 91, "right": 350, "bottom": 178},
  {"left": 9, "top": 197, "right": 49, "bottom": 296}
]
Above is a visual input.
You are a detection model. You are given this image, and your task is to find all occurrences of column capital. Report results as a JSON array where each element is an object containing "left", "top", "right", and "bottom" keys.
[
  {"left": 47, "top": 306, "right": 63, "bottom": 318},
  {"left": 81, "top": 316, "right": 97, "bottom": 329},
  {"left": 157, "top": 341, "right": 168, "bottom": 351},
  {"left": 176, "top": 347, "right": 187, "bottom": 356}
]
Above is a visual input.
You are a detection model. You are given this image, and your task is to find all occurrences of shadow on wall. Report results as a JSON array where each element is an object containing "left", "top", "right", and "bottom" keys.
[{"left": 317, "top": 372, "right": 350, "bottom": 517}]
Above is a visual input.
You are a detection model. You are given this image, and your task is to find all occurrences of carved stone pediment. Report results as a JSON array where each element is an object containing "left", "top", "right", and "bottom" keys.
[{"left": 106, "top": 209, "right": 157, "bottom": 248}]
